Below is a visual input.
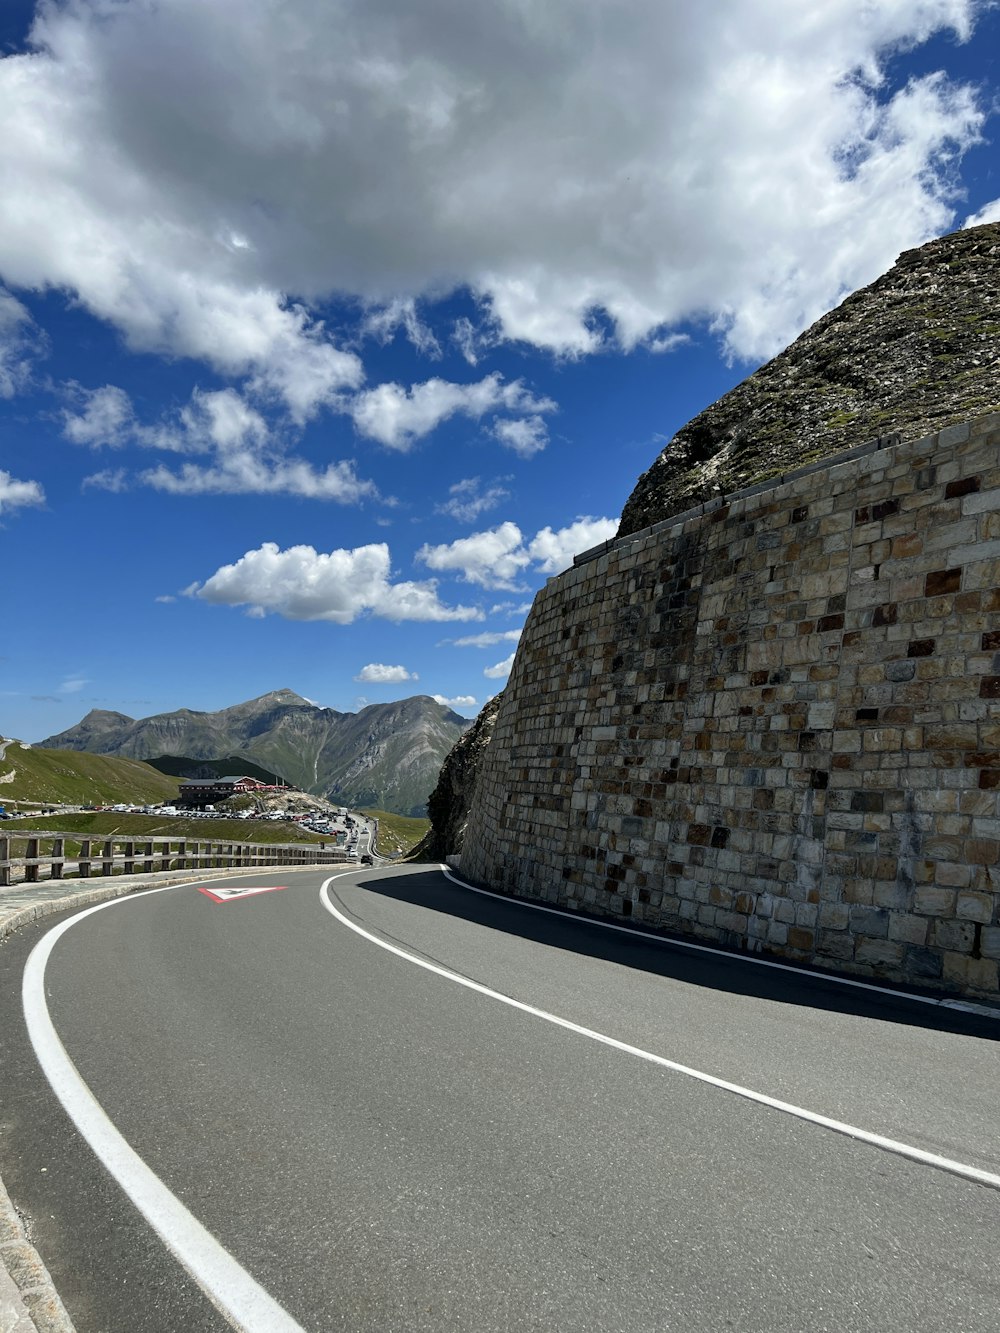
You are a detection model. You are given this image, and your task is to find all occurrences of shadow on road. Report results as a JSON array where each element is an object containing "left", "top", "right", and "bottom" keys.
[{"left": 349, "top": 867, "right": 1000, "bottom": 1042}]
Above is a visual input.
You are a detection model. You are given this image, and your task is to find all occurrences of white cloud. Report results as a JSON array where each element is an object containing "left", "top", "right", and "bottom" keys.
[
  {"left": 82, "top": 468, "right": 130, "bottom": 493},
  {"left": 451, "top": 316, "right": 499, "bottom": 367},
  {"left": 0, "top": 288, "right": 43, "bottom": 397},
  {"left": 436, "top": 476, "right": 511, "bottom": 523},
  {"left": 432, "top": 694, "right": 477, "bottom": 710},
  {"left": 965, "top": 198, "right": 1000, "bottom": 227},
  {"left": 0, "top": 470, "right": 44, "bottom": 516},
  {"left": 351, "top": 373, "right": 556, "bottom": 450},
  {"left": 154, "top": 594, "right": 176, "bottom": 604},
  {"left": 418, "top": 516, "right": 618, "bottom": 588},
  {"left": 64, "top": 383, "right": 380, "bottom": 502},
  {"left": 417, "top": 521, "right": 530, "bottom": 590},
  {"left": 354, "top": 663, "right": 418, "bottom": 683},
  {"left": 58, "top": 676, "right": 88, "bottom": 693},
  {"left": 448, "top": 629, "right": 523, "bottom": 648},
  {"left": 484, "top": 652, "right": 516, "bottom": 679},
  {"left": 528, "top": 517, "right": 618, "bottom": 573},
  {"left": 492, "top": 415, "right": 548, "bottom": 458},
  {"left": 362, "top": 299, "right": 441, "bottom": 357},
  {"left": 0, "top": 0, "right": 988, "bottom": 388},
  {"left": 189, "top": 541, "right": 482, "bottom": 623},
  {"left": 63, "top": 384, "right": 135, "bottom": 447},
  {"left": 141, "top": 456, "right": 375, "bottom": 502}
]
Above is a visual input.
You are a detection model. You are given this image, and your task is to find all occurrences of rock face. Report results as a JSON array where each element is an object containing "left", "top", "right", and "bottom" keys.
[
  {"left": 38, "top": 690, "right": 471, "bottom": 817},
  {"left": 619, "top": 222, "right": 1000, "bottom": 537},
  {"left": 419, "top": 693, "right": 503, "bottom": 859}
]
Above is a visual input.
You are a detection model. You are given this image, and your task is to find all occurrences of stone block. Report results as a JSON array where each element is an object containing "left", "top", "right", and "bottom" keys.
[
  {"left": 931, "top": 919, "right": 976, "bottom": 953},
  {"left": 913, "top": 887, "right": 956, "bottom": 916},
  {"left": 855, "top": 937, "right": 905, "bottom": 968},
  {"left": 888, "top": 913, "right": 928, "bottom": 945}
]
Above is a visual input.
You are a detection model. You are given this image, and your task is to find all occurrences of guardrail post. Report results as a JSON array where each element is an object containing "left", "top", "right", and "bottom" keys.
[
  {"left": 80, "top": 839, "right": 92, "bottom": 878},
  {"left": 124, "top": 840, "right": 135, "bottom": 875},
  {"left": 144, "top": 841, "right": 154, "bottom": 873},
  {"left": 25, "top": 837, "right": 40, "bottom": 883},
  {"left": 177, "top": 840, "right": 187, "bottom": 870},
  {"left": 52, "top": 837, "right": 65, "bottom": 880},
  {"left": 160, "top": 840, "right": 171, "bottom": 873},
  {"left": 102, "top": 839, "right": 114, "bottom": 877},
  {"left": 0, "top": 835, "right": 9, "bottom": 887}
]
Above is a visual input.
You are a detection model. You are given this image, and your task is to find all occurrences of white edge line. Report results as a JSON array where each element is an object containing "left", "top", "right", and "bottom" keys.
[
  {"left": 439, "top": 866, "right": 1000, "bottom": 1021},
  {"left": 22, "top": 874, "right": 307, "bottom": 1333},
  {"left": 322, "top": 873, "right": 1000, "bottom": 1193}
]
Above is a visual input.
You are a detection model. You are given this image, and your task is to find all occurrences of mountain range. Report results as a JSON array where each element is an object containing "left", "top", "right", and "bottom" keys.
[{"left": 38, "top": 690, "right": 471, "bottom": 816}]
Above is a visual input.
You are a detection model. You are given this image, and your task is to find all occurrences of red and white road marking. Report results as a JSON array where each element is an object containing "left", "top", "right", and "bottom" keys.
[{"left": 197, "top": 885, "right": 288, "bottom": 904}]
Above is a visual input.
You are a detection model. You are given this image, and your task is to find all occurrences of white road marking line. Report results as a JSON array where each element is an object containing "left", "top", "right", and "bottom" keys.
[
  {"left": 440, "top": 866, "right": 1000, "bottom": 1019},
  {"left": 322, "top": 874, "right": 1000, "bottom": 1193},
  {"left": 22, "top": 879, "right": 306, "bottom": 1333}
]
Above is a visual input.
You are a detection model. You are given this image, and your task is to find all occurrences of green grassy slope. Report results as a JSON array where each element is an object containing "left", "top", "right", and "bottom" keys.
[
  {"left": 0, "top": 743, "right": 181, "bottom": 806},
  {"left": 362, "top": 809, "right": 430, "bottom": 856}
]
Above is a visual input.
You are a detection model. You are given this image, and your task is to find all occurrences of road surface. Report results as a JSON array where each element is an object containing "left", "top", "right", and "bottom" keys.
[{"left": 1, "top": 863, "right": 998, "bottom": 1331}]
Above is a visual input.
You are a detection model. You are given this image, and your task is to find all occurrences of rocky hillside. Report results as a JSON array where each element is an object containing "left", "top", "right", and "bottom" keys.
[
  {"left": 39, "top": 690, "right": 471, "bottom": 817},
  {"left": 619, "top": 222, "right": 1000, "bottom": 537},
  {"left": 418, "top": 693, "right": 503, "bottom": 859}
]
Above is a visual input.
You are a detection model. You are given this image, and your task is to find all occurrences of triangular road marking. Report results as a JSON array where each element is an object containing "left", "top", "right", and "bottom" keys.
[{"left": 197, "top": 885, "right": 289, "bottom": 904}]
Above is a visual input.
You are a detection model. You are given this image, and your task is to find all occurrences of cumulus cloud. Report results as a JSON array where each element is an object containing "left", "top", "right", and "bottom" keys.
[
  {"left": 436, "top": 476, "right": 511, "bottom": 523},
  {"left": 362, "top": 299, "right": 441, "bottom": 357},
  {"left": 484, "top": 652, "right": 516, "bottom": 679},
  {"left": 351, "top": 373, "right": 556, "bottom": 450},
  {"left": 448, "top": 629, "right": 523, "bottom": 648},
  {"left": 82, "top": 468, "right": 130, "bottom": 493},
  {"left": 63, "top": 384, "right": 135, "bottom": 447},
  {"left": 0, "top": 289, "right": 44, "bottom": 397},
  {"left": 527, "top": 517, "right": 618, "bottom": 572},
  {"left": 0, "top": 469, "right": 44, "bottom": 517},
  {"left": 64, "top": 383, "right": 380, "bottom": 502},
  {"left": 418, "top": 516, "right": 618, "bottom": 588},
  {"left": 965, "top": 198, "right": 1000, "bottom": 227},
  {"left": 432, "top": 694, "right": 477, "bottom": 710},
  {"left": 188, "top": 541, "right": 482, "bottom": 623},
  {"left": 417, "top": 521, "right": 531, "bottom": 590},
  {"left": 141, "top": 456, "right": 375, "bottom": 502},
  {"left": 0, "top": 0, "right": 986, "bottom": 377},
  {"left": 354, "top": 663, "right": 418, "bottom": 683},
  {"left": 492, "top": 415, "right": 548, "bottom": 458}
]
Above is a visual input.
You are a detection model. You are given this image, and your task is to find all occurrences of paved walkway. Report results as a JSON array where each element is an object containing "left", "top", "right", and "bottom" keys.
[{"left": 0, "top": 864, "right": 306, "bottom": 1333}]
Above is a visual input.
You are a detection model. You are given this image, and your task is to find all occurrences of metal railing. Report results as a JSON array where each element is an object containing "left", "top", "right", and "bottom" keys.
[{"left": 0, "top": 830, "right": 354, "bottom": 888}]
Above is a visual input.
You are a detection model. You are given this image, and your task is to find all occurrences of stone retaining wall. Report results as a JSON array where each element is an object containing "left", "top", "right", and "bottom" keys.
[{"left": 460, "top": 414, "right": 1000, "bottom": 998}]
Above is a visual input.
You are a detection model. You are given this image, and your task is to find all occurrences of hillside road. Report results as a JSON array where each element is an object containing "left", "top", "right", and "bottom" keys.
[{"left": 1, "top": 863, "right": 999, "bottom": 1331}]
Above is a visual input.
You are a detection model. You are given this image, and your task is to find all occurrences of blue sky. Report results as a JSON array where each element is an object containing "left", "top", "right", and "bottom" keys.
[{"left": 2, "top": 0, "right": 1000, "bottom": 742}]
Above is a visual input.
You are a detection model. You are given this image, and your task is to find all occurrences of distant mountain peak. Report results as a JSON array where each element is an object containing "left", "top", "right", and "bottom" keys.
[{"left": 37, "top": 690, "right": 470, "bottom": 816}]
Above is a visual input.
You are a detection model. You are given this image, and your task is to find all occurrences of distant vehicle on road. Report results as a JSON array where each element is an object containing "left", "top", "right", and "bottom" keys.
[{"left": 360, "top": 854, "right": 373, "bottom": 865}]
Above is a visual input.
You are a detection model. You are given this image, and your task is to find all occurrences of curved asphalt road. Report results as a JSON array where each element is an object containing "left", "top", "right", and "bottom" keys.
[{"left": 2, "top": 863, "right": 999, "bottom": 1332}]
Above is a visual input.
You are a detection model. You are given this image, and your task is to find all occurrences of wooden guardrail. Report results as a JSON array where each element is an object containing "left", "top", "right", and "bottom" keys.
[{"left": 0, "top": 831, "right": 354, "bottom": 887}]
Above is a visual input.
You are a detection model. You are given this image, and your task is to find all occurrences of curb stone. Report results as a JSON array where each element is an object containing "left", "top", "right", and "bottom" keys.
[{"left": 0, "top": 864, "right": 317, "bottom": 1332}]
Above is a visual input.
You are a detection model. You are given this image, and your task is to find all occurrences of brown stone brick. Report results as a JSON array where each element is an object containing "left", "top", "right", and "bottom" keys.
[
  {"left": 980, "top": 677, "right": 1000, "bottom": 700},
  {"left": 944, "top": 476, "right": 980, "bottom": 499},
  {"left": 907, "top": 638, "right": 935, "bottom": 657},
  {"left": 982, "top": 631, "right": 1000, "bottom": 650},
  {"left": 891, "top": 532, "right": 923, "bottom": 558},
  {"left": 787, "top": 926, "right": 815, "bottom": 950},
  {"left": 924, "top": 568, "right": 962, "bottom": 597}
]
